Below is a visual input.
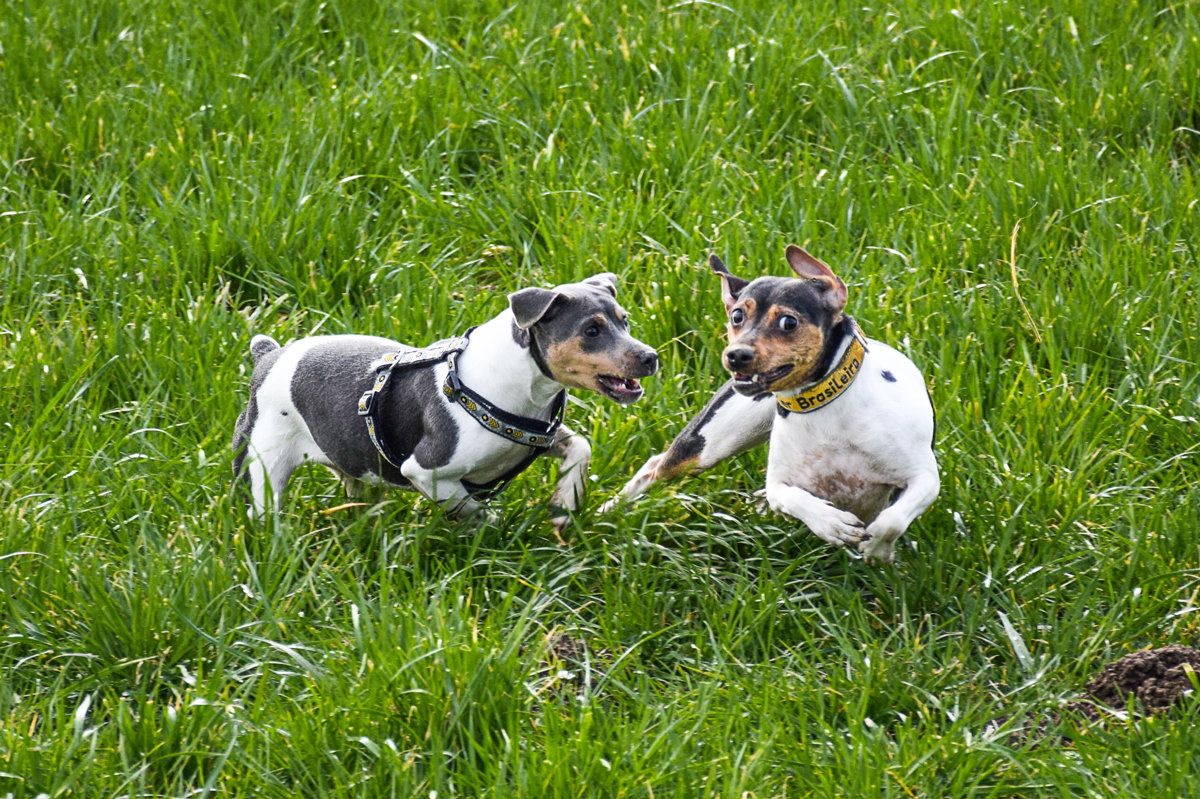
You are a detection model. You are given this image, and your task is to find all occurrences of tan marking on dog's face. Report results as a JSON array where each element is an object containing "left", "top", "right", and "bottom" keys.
[
  {"left": 544, "top": 331, "right": 629, "bottom": 391},
  {"left": 529, "top": 282, "right": 658, "bottom": 403},
  {"left": 541, "top": 312, "right": 656, "bottom": 403},
  {"left": 724, "top": 300, "right": 827, "bottom": 393},
  {"left": 725, "top": 298, "right": 756, "bottom": 341}
]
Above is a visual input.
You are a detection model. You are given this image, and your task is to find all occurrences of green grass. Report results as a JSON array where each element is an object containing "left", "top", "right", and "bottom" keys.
[{"left": 3, "top": 0, "right": 1199, "bottom": 795}]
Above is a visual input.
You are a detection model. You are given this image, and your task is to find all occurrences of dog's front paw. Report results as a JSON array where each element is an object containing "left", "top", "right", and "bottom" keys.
[
  {"left": 602, "top": 454, "right": 663, "bottom": 512},
  {"left": 858, "top": 518, "right": 906, "bottom": 564},
  {"left": 858, "top": 535, "right": 897, "bottom": 565},
  {"left": 807, "top": 505, "right": 868, "bottom": 548},
  {"left": 451, "top": 499, "right": 498, "bottom": 526}
]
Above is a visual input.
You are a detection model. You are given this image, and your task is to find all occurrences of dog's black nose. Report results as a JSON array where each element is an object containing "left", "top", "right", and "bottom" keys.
[
  {"left": 638, "top": 350, "right": 659, "bottom": 374},
  {"left": 724, "top": 347, "right": 754, "bottom": 369}
]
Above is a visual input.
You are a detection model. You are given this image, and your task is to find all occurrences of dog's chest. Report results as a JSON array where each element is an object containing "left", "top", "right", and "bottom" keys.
[
  {"left": 766, "top": 411, "right": 903, "bottom": 522},
  {"left": 448, "top": 428, "right": 546, "bottom": 482}
]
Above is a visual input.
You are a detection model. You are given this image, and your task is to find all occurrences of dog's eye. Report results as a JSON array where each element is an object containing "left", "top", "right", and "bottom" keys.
[
  {"left": 778, "top": 315, "right": 799, "bottom": 331},
  {"left": 584, "top": 325, "right": 601, "bottom": 338},
  {"left": 729, "top": 308, "right": 745, "bottom": 327}
]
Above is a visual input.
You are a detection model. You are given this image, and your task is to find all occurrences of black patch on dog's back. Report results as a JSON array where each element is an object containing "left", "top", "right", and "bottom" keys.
[
  {"left": 660, "top": 379, "right": 770, "bottom": 470},
  {"left": 291, "top": 339, "right": 458, "bottom": 484}
]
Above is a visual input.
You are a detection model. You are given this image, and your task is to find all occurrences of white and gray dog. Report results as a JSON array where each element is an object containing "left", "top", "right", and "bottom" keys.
[
  {"left": 605, "top": 246, "right": 939, "bottom": 563},
  {"left": 233, "top": 274, "right": 658, "bottom": 527}
]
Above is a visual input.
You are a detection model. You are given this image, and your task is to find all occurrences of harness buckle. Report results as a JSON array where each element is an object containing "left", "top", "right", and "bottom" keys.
[
  {"left": 357, "top": 390, "right": 374, "bottom": 416},
  {"left": 444, "top": 351, "right": 463, "bottom": 392}
]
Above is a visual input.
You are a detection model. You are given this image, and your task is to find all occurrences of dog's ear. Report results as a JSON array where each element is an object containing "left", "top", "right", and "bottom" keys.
[
  {"left": 583, "top": 272, "right": 619, "bottom": 297},
  {"left": 785, "top": 245, "right": 847, "bottom": 310},
  {"left": 509, "top": 287, "right": 561, "bottom": 329},
  {"left": 710, "top": 254, "right": 749, "bottom": 312}
]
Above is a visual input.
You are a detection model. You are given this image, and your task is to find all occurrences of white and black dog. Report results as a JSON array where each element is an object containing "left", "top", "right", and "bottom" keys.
[
  {"left": 604, "top": 246, "right": 939, "bottom": 563},
  {"left": 233, "top": 274, "right": 658, "bottom": 527}
]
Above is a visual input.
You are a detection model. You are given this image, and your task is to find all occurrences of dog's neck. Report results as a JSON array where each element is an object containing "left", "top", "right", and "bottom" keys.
[
  {"left": 798, "top": 315, "right": 858, "bottom": 388},
  {"left": 453, "top": 311, "right": 565, "bottom": 418}
]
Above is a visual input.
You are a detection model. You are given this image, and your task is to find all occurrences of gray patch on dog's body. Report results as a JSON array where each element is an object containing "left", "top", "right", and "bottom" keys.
[{"left": 289, "top": 336, "right": 459, "bottom": 485}]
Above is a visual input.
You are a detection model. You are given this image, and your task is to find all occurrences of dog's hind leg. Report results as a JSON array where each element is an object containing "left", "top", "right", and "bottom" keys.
[
  {"left": 232, "top": 408, "right": 257, "bottom": 508},
  {"left": 237, "top": 422, "right": 307, "bottom": 517},
  {"left": 601, "top": 381, "right": 773, "bottom": 511},
  {"left": 232, "top": 334, "right": 288, "bottom": 514}
]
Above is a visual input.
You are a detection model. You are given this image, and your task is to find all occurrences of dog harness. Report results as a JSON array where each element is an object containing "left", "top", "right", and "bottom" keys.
[
  {"left": 775, "top": 322, "right": 869, "bottom": 414},
  {"left": 356, "top": 332, "right": 565, "bottom": 493}
]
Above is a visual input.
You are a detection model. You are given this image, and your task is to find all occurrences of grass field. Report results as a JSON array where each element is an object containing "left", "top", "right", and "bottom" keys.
[{"left": 3, "top": 0, "right": 1199, "bottom": 795}]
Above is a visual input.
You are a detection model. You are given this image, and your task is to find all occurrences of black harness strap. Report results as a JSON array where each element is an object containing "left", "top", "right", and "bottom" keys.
[
  {"left": 441, "top": 350, "right": 565, "bottom": 449},
  {"left": 357, "top": 332, "right": 565, "bottom": 494},
  {"left": 357, "top": 335, "right": 470, "bottom": 469}
]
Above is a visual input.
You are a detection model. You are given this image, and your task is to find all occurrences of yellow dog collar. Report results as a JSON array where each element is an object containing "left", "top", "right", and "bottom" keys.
[{"left": 776, "top": 333, "right": 868, "bottom": 414}]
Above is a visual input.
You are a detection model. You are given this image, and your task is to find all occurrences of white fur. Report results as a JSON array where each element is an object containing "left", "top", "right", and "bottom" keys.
[
  {"left": 240, "top": 311, "right": 611, "bottom": 530},
  {"left": 766, "top": 340, "right": 939, "bottom": 563},
  {"left": 607, "top": 338, "right": 938, "bottom": 564}
]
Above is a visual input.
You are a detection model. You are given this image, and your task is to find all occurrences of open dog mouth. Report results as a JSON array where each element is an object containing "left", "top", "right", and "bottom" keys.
[
  {"left": 597, "top": 374, "right": 645, "bottom": 404},
  {"left": 731, "top": 364, "right": 793, "bottom": 394}
]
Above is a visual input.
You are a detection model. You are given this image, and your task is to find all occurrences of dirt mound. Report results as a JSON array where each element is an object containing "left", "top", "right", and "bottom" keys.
[
  {"left": 992, "top": 645, "right": 1199, "bottom": 744},
  {"left": 1072, "top": 644, "right": 1200, "bottom": 721}
]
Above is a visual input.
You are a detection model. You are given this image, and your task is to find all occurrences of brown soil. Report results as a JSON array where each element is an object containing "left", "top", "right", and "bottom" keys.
[
  {"left": 1070, "top": 644, "right": 1200, "bottom": 721},
  {"left": 995, "top": 645, "right": 1200, "bottom": 744}
]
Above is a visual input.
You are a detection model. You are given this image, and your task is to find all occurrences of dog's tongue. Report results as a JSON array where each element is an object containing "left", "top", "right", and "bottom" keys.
[{"left": 601, "top": 375, "right": 642, "bottom": 393}]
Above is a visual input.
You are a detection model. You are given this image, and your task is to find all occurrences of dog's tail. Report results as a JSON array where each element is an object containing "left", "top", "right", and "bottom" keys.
[{"left": 249, "top": 334, "right": 280, "bottom": 362}]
